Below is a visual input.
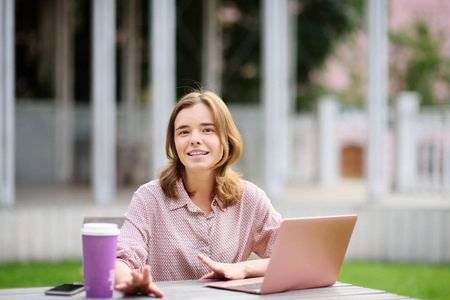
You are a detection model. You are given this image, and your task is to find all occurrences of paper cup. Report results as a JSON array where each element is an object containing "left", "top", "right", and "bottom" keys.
[{"left": 81, "top": 223, "right": 120, "bottom": 298}]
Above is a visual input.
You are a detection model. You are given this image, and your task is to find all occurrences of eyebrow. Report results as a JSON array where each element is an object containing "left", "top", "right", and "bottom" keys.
[
  {"left": 175, "top": 125, "right": 189, "bottom": 132},
  {"left": 201, "top": 122, "right": 216, "bottom": 127},
  {"left": 175, "top": 122, "right": 215, "bottom": 132}
]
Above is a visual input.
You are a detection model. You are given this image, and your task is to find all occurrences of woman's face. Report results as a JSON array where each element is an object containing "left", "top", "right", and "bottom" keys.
[{"left": 174, "top": 102, "right": 224, "bottom": 175}]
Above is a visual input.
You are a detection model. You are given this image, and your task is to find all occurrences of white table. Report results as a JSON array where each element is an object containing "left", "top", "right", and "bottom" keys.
[{"left": 0, "top": 280, "right": 420, "bottom": 299}]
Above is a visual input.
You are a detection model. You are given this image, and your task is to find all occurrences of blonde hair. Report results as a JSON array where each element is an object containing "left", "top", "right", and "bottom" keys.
[{"left": 158, "top": 90, "right": 243, "bottom": 207}]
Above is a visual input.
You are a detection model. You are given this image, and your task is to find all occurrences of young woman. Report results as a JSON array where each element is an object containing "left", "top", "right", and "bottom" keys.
[{"left": 114, "top": 90, "right": 282, "bottom": 297}]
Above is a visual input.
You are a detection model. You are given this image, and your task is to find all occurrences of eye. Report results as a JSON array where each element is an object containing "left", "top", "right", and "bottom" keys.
[
  {"left": 177, "top": 130, "right": 189, "bottom": 136},
  {"left": 203, "top": 128, "right": 214, "bottom": 133}
]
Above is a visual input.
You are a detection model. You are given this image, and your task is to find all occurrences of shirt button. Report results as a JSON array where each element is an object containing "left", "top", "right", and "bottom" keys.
[{"left": 212, "top": 201, "right": 217, "bottom": 206}]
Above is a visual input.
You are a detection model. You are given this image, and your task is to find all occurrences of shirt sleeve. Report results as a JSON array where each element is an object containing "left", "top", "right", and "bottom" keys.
[
  {"left": 247, "top": 184, "right": 282, "bottom": 258},
  {"left": 116, "top": 188, "right": 152, "bottom": 271}
]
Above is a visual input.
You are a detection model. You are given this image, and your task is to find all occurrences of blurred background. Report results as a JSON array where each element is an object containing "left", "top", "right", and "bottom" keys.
[{"left": 0, "top": 0, "right": 449, "bottom": 283}]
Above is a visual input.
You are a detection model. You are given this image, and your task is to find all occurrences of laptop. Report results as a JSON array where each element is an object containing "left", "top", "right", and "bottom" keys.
[{"left": 205, "top": 214, "right": 357, "bottom": 294}]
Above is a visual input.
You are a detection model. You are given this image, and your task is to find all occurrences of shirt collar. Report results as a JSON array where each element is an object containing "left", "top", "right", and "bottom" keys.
[
  {"left": 168, "top": 180, "right": 227, "bottom": 212},
  {"left": 212, "top": 195, "right": 226, "bottom": 211},
  {"left": 168, "top": 180, "right": 191, "bottom": 211}
]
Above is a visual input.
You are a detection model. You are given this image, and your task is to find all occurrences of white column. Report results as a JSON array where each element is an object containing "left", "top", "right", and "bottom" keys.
[
  {"left": 394, "top": 92, "right": 420, "bottom": 192},
  {"left": 121, "top": 0, "right": 140, "bottom": 143},
  {"left": 55, "top": 0, "right": 74, "bottom": 183},
  {"left": 92, "top": 0, "right": 117, "bottom": 204},
  {"left": 202, "top": 0, "right": 221, "bottom": 92},
  {"left": 262, "top": 0, "right": 289, "bottom": 199},
  {"left": 150, "top": 0, "right": 176, "bottom": 178},
  {"left": 366, "top": 0, "right": 388, "bottom": 201},
  {"left": 0, "top": 0, "right": 15, "bottom": 206},
  {"left": 318, "top": 96, "right": 339, "bottom": 187}
]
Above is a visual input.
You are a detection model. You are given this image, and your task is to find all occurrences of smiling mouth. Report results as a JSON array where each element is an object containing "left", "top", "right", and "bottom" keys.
[{"left": 188, "top": 151, "right": 209, "bottom": 156}]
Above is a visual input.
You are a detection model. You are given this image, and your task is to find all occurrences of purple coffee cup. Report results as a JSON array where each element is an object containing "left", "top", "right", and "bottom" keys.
[{"left": 81, "top": 223, "right": 120, "bottom": 298}]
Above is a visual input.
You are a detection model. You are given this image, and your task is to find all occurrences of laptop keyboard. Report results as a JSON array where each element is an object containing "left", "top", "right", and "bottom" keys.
[{"left": 234, "top": 282, "right": 262, "bottom": 290}]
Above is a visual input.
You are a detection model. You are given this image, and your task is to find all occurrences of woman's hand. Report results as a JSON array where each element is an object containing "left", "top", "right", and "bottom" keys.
[
  {"left": 198, "top": 254, "right": 269, "bottom": 280},
  {"left": 197, "top": 254, "right": 246, "bottom": 279},
  {"left": 114, "top": 262, "right": 164, "bottom": 297}
]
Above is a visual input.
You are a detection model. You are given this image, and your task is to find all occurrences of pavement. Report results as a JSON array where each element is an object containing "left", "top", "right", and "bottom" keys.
[{"left": 12, "top": 178, "right": 450, "bottom": 210}]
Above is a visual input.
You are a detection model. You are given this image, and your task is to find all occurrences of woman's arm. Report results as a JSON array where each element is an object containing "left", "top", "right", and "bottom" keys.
[
  {"left": 198, "top": 254, "right": 269, "bottom": 279},
  {"left": 114, "top": 260, "right": 164, "bottom": 297}
]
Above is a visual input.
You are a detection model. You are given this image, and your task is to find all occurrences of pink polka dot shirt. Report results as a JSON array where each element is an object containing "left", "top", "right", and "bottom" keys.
[{"left": 116, "top": 179, "right": 282, "bottom": 282}]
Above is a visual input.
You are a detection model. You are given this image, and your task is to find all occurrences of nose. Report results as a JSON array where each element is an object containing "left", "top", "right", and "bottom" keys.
[{"left": 190, "top": 131, "right": 202, "bottom": 145}]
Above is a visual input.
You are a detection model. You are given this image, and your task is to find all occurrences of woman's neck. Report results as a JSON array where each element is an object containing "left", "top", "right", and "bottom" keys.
[
  {"left": 183, "top": 170, "right": 216, "bottom": 215},
  {"left": 184, "top": 170, "right": 215, "bottom": 196}
]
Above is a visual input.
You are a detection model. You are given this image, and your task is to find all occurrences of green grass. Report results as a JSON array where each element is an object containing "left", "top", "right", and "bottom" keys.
[
  {"left": 0, "top": 261, "right": 83, "bottom": 289},
  {"left": 0, "top": 260, "right": 449, "bottom": 299},
  {"left": 339, "top": 261, "right": 450, "bottom": 300}
]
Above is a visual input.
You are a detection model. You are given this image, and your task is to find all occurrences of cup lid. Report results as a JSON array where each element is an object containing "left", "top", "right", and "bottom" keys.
[{"left": 81, "top": 223, "right": 120, "bottom": 236}]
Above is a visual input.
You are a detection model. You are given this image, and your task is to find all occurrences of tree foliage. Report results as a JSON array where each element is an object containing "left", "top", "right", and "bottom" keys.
[
  {"left": 215, "top": 0, "right": 363, "bottom": 110},
  {"left": 14, "top": 0, "right": 363, "bottom": 109},
  {"left": 295, "top": 0, "right": 363, "bottom": 111},
  {"left": 390, "top": 20, "right": 450, "bottom": 106}
]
